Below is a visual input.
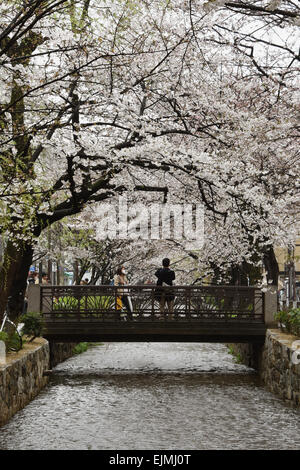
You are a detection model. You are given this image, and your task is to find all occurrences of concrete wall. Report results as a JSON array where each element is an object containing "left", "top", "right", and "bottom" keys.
[{"left": 228, "top": 329, "right": 300, "bottom": 407}]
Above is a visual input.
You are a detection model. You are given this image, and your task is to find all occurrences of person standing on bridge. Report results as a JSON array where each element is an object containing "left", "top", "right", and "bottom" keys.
[
  {"left": 114, "top": 266, "right": 133, "bottom": 320},
  {"left": 155, "top": 258, "right": 175, "bottom": 317}
]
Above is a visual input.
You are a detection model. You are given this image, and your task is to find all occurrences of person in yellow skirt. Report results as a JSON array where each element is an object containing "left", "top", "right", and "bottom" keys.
[{"left": 114, "top": 266, "right": 133, "bottom": 319}]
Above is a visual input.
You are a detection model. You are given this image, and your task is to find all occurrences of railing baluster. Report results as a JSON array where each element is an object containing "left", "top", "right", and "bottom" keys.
[{"left": 77, "top": 288, "right": 80, "bottom": 322}]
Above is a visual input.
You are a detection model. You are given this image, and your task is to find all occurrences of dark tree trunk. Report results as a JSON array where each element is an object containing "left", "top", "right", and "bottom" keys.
[
  {"left": 230, "top": 265, "right": 242, "bottom": 285},
  {"left": 73, "top": 261, "right": 79, "bottom": 285},
  {"left": 263, "top": 245, "right": 279, "bottom": 287},
  {"left": 90, "top": 265, "right": 101, "bottom": 285},
  {"left": 0, "top": 241, "right": 34, "bottom": 321},
  {"left": 229, "top": 260, "right": 262, "bottom": 286}
]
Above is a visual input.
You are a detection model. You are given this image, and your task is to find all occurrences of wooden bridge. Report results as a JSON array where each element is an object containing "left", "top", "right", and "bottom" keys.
[{"left": 27, "top": 284, "right": 277, "bottom": 344}]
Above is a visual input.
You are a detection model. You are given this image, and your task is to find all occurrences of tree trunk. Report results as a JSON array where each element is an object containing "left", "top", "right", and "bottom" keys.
[
  {"left": 73, "top": 260, "right": 79, "bottom": 284},
  {"left": 230, "top": 260, "right": 262, "bottom": 286},
  {"left": 90, "top": 266, "right": 101, "bottom": 285},
  {"left": 263, "top": 245, "right": 279, "bottom": 287},
  {"left": 0, "top": 241, "right": 34, "bottom": 321}
]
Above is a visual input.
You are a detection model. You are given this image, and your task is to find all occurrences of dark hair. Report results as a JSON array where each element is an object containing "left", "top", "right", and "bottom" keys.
[
  {"left": 42, "top": 272, "right": 47, "bottom": 277},
  {"left": 116, "top": 266, "right": 124, "bottom": 276},
  {"left": 162, "top": 258, "right": 170, "bottom": 267}
]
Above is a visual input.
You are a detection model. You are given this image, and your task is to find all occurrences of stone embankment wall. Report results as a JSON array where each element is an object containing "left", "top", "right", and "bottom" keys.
[
  {"left": 0, "top": 339, "right": 77, "bottom": 426},
  {"left": 228, "top": 329, "right": 300, "bottom": 407},
  {"left": 50, "top": 342, "right": 78, "bottom": 368},
  {"left": 0, "top": 338, "right": 49, "bottom": 426}
]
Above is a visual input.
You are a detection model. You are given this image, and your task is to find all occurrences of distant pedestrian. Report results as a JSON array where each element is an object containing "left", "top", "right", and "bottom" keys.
[
  {"left": 27, "top": 271, "right": 38, "bottom": 284},
  {"left": 41, "top": 272, "right": 50, "bottom": 285}
]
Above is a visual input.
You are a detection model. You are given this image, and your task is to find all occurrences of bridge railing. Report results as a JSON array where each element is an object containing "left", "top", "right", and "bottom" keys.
[{"left": 28, "top": 284, "right": 266, "bottom": 323}]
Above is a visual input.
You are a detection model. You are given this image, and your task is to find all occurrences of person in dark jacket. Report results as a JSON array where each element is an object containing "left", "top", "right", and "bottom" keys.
[{"left": 155, "top": 258, "right": 175, "bottom": 315}]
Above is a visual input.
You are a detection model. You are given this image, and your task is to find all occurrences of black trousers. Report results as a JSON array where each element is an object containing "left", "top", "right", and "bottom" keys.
[{"left": 121, "top": 295, "right": 132, "bottom": 318}]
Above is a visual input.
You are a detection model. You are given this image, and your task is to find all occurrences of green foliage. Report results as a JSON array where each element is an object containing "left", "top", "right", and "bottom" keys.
[
  {"left": 234, "top": 353, "right": 242, "bottom": 364},
  {"left": 227, "top": 346, "right": 242, "bottom": 364},
  {"left": 73, "top": 342, "right": 89, "bottom": 355},
  {"left": 72, "top": 342, "right": 104, "bottom": 355},
  {"left": 20, "top": 312, "right": 44, "bottom": 342},
  {"left": 53, "top": 295, "right": 114, "bottom": 312},
  {"left": 0, "top": 325, "right": 22, "bottom": 351},
  {"left": 0, "top": 331, "right": 9, "bottom": 343},
  {"left": 6, "top": 331, "right": 22, "bottom": 351},
  {"left": 275, "top": 308, "right": 300, "bottom": 337}
]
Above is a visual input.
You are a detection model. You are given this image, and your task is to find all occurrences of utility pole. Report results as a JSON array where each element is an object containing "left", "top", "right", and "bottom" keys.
[
  {"left": 73, "top": 261, "right": 79, "bottom": 285},
  {"left": 286, "top": 246, "right": 296, "bottom": 306},
  {"left": 0, "top": 236, "right": 3, "bottom": 268},
  {"left": 38, "top": 261, "right": 43, "bottom": 283},
  {"left": 47, "top": 228, "right": 52, "bottom": 284}
]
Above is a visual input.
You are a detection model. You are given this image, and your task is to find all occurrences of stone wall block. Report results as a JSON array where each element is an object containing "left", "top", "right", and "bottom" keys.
[{"left": 227, "top": 329, "right": 300, "bottom": 407}]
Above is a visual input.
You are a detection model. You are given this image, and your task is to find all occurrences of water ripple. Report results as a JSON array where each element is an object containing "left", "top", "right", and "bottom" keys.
[{"left": 0, "top": 343, "right": 299, "bottom": 450}]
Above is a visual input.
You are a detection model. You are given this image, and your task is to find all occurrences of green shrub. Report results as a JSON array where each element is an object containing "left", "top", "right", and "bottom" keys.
[
  {"left": 275, "top": 307, "right": 300, "bottom": 337},
  {"left": 0, "top": 329, "right": 22, "bottom": 351},
  {"left": 73, "top": 342, "right": 89, "bottom": 354},
  {"left": 20, "top": 312, "right": 44, "bottom": 342},
  {"left": 72, "top": 342, "right": 103, "bottom": 355},
  {"left": 7, "top": 331, "right": 23, "bottom": 351},
  {"left": 53, "top": 295, "right": 114, "bottom": 312},
  {"left": 0, "top": 331, "right": 8, "bottom": 343},
  {"left": 227, "top": 346, "right": 242, "bottom": 364}
]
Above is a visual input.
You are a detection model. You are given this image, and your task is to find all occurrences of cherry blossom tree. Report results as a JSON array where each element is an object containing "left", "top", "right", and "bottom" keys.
[
  {"left": 0, "top": 0, "right": 299, "bottom": 319},
  {"left": 0, "top": 0, "right": 203, "bottom": 316}
]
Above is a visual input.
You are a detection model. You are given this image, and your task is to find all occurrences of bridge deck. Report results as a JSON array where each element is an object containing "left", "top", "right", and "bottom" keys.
[{"left": 43, "top": 317, "right": 266, "bottom": 343}]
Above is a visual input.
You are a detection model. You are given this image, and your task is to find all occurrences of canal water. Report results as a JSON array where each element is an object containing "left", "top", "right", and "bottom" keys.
[{"left": 0, "top": 342, "right": 299, "bottom": 450}]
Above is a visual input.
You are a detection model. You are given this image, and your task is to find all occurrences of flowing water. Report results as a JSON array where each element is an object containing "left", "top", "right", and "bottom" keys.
[{"left": 0, "top": 342, "right": 299, "bottom": 450}]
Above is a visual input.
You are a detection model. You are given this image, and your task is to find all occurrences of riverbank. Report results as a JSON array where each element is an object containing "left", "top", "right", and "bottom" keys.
[
  {"left": 0, "top": 338, "right": 49, "bottom": 426},
  {"left": 228, "top": 329, "right": 300, "bottom": 407},
  {"left": 0, "top": 339, "right": 78, "bottom": 426}
]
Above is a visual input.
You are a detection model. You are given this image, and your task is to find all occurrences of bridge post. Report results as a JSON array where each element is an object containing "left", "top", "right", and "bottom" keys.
[
  {"left": 27, "top": 285, "right": 51, "bottom": 313},
  {"left": 263, "top": 287, "right": 278, "bottom": 328},
  {"left": 27, "top": 284, "right": 41, "bottom": 313}
]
